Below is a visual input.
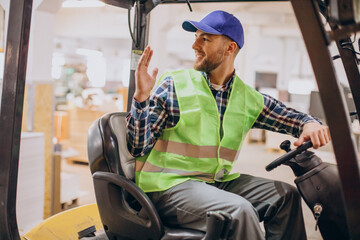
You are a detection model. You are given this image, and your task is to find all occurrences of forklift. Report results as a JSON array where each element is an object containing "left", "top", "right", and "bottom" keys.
[{"left": 1, "top": 0, "right": 360, "bottom": 239}]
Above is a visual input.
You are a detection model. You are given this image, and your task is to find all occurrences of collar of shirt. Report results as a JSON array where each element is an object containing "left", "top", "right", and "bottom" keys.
[{"left": 201, "top": 72, "right": 235, "bottom": 92}]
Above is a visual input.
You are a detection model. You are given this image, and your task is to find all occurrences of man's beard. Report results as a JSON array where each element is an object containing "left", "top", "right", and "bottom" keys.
[{"left": 193, "top": 50, "right": 224, "bottom": 73}]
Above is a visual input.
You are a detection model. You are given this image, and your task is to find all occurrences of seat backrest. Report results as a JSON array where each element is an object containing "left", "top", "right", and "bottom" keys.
[
  {"left": 88, "top": 112, "right": 135, "bottom": 180},
  {"left": 87, "top": 112, "right": 165, "bottom": 239},
  {"left": 87, "top": 112, "right": 207, "bottom": 240}
]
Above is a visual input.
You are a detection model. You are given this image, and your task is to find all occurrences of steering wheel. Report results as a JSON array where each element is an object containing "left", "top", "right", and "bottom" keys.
[{"left": 265, "top": 141, "right": 313, "bottom": 171}]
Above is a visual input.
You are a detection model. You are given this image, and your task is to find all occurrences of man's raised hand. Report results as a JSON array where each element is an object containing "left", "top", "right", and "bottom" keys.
[{"left": 134, "top": 46, "right": 159, "bottom": 102}]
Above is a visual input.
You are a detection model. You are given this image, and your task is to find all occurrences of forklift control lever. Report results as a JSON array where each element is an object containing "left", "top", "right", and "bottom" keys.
[{"left": 202, "top": 211, "right": 232, "bottom": 240}]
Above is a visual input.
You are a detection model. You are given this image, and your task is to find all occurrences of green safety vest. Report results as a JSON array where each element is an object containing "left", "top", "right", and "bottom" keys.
[{"left": 135, "top": 69, "right": 264, "bottom": 192}]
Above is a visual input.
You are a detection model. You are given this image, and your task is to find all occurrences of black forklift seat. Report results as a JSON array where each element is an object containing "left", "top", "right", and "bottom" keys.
[{"left": 87, "top": 112, "right": 206, "bottom": 240}]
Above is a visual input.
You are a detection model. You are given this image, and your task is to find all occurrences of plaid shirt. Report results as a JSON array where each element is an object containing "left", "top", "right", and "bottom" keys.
[{"left": 126, "top": 72, "right": 320, "bottom": 157}]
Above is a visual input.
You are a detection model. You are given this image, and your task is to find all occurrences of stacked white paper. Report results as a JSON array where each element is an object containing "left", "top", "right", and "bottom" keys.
[
  {"left": 61, "top": 172, "right": 80, "bottom": 203},
  {"left": 16, "top": 132, "right": 45, "bottom": 235}
]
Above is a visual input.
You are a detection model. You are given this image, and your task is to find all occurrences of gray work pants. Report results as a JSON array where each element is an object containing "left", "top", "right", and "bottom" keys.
[{"left": 148, "top": 174, "right": 306, "bottom": 240}]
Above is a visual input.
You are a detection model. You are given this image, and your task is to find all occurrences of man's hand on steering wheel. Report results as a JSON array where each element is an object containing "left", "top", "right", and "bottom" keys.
[{"left": 294, "top": 122, "right": 331, "bottom": 149}]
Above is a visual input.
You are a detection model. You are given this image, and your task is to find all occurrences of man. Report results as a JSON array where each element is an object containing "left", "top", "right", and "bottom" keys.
[{"left": 126, "top": 10, "right": 330, "bottom": 240}]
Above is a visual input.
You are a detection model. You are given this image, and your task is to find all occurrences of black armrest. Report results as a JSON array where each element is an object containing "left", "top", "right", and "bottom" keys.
[{"left": 93, "top": 171, "right": 164, "bottom": 240}]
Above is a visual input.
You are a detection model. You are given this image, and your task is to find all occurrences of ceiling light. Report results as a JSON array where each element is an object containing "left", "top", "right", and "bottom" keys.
[
  {"left": 76, "top": 48, "right": 103, "bottom": 57},
  {"left": 62, "top": 0, "right": 106, "bottom": 8}
]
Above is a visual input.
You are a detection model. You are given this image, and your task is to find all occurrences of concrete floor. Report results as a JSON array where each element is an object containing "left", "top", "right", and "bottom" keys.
[{"left": 62, "top": 141, "right": 332, "bottom": 240}]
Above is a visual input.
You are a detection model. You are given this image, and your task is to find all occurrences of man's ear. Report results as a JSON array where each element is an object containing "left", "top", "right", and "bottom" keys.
[{"left": 225, "top": 41, "right": 238, "bottom": 56}]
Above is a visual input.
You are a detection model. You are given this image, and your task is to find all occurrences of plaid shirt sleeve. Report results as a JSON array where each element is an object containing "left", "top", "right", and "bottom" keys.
[
  {"left": 253, "top": 93, "right": 322, "bottom": 138},
  {"left": 126, "top": 77, "right": 171, "bottom": 157}
]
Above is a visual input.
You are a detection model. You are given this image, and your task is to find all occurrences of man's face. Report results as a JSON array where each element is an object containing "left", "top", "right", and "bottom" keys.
[{"left": 192, "top": 30, "right": 227, "bottom": 72}]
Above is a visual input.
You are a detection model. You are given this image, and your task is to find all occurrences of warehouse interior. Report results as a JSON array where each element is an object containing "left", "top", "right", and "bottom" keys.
[{"left": 0, "top": 0, "right": 359, "bottom": 239}]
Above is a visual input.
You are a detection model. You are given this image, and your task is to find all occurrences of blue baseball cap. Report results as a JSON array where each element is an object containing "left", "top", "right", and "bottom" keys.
[{"left": 182, "top": 10, "right": 245, "bottom": 49}]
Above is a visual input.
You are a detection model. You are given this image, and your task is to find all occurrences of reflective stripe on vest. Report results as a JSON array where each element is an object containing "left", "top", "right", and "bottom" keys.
[
  {"left": 136, "top": 160, "right": 214, "bottom": 182},
  {"left": 135, "top": 69, "right": 264, "bottom": 192},
  {"left": 153, "top": 139, "right": 237, "bottom": 161}
]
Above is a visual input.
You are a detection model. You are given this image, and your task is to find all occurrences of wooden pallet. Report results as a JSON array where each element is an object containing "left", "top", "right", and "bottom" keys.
[
  {"left": 65, "top": 156, "right": 89, "bottom": 165},
  {"left": 266, "top": 148, "right": 285, "bottom": 153},
  {"left": 61, "top": 198, "right": 78, "bottom": 211}
]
